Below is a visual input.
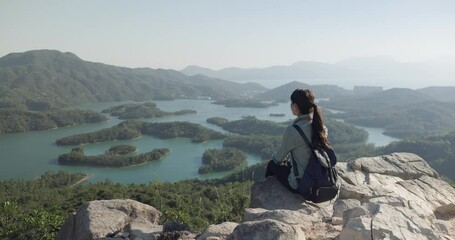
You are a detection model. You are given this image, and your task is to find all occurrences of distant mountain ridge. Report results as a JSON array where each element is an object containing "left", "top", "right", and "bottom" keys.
[
  {"left": 254, "top": 81, "right": 352, "bottom": 100},
  {"left": 181, "top": 57, "right": 455, "bottom": 89},
  {"left": 0, "top": 50, "right": 266, "bottom": 109}
]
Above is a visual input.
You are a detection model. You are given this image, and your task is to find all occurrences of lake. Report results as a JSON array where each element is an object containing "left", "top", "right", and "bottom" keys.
[{"left": 0, "top": 99, "right": 398, "bottom": 183}]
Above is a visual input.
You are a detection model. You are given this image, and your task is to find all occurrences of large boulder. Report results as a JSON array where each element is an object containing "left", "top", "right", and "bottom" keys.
[
  {"left": 250, "top": 175, "right": 333, "bottom": 212},
  {"left": 197, "top": 222, "right": 238, "bottom": 240},
  {"left": 226, "top": 219, "right": 304, "bottom": 240},
  {"left": 336, "top": 152, "right": 455, "bottom": 240},
  {"left": 245, "top": 152, "right": 455, "bottom": 240},
  {"left": 249, "top": 177, "right": 339, "bottom": 239},
  {"left": 57, "top": 199, "right": 162, "bottom": 240}
]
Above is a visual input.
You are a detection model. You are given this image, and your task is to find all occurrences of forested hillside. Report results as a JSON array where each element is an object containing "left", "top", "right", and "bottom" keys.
[
  {"left": 0, "top": 50, "right": 266, "bottom": 109},
  {"left": 320, "top": 88, "right": 455, "bottom": 138},
  {"left": 254, "top": 81, "right": 351, "bottom": 100}
]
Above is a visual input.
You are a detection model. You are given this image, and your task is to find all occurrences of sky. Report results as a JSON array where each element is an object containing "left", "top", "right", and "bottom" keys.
[{"left": 1, "top": 0, "right": 455, "bottom": 70}]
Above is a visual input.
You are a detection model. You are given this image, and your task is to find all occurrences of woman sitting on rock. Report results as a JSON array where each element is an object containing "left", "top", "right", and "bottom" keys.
[{"left": 265, "top": 88, "right": 330, "bottom": 193}]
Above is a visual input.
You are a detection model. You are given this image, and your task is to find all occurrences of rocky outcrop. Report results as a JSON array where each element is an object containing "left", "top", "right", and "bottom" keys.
[
  {"left": 234, "top": 152, "right": 455, "bottom": 240},
  {"left": 58, "top": 152, "right": 455, "bottom": 240},
  {"left": 57, "top": 199, "right": 162, "bottom": 240},
  {"left": 335, "top": 152, "right": 455, "bottom": 240},
  {"left": 197, "top": 222, "right": 238, "bottom": 240}
]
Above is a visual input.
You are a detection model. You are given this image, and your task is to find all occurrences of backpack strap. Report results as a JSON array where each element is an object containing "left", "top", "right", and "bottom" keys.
[
  {"left": 293, "top": 124, "right": 313, "bottom": 148},
  {"left": 290, "top": 124, "right": 312, "bottom": 177},
  {"left": 292, "top": 125, "right": 335, "bottom": 177}
]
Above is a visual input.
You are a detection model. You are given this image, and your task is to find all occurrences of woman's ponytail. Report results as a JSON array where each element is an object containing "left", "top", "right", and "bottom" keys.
[{"left": 312, "top": 104, "right": 330, "bottom": 149}]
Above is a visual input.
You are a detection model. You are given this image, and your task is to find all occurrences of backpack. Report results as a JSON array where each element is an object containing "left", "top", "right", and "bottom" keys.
[{"left": 291, "top": 125, "right": 339, "bottom": 203}]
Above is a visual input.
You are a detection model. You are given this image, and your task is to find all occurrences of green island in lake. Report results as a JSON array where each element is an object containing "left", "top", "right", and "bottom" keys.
[
  {"left": 58, "top": 145, "right": 170, "bottom": 167},
  {"left": 56, "top": 120, "right": 225, "bottom": 145},
  {"left": 102, "top": 102, "right": 197, "bottom": 119},
  {"left": 212, "top": 99, "right": 278, "bottom": 108},
  {"left": 106, "top": 144, "right": 138, "bottom": 155},
  {"left": 0, "top": 109, "right": 107, "bottom": 134},
  {"left": 199, "top": 147, "right": 247, "bottom": 174}
]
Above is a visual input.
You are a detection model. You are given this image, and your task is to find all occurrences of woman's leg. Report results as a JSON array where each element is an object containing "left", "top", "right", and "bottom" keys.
[{"left": 265, "top": 160, "right": 295, "bottom": 192}]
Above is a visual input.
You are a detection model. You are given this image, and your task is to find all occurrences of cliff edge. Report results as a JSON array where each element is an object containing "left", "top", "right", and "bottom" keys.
[{"left": 58, "top": 152, "right": 455, "bottom": 240}]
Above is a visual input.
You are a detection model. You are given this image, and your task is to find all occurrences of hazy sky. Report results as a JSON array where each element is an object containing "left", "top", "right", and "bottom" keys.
[{"left": 1, "top": 0, "right": 455, "bottom": 70}]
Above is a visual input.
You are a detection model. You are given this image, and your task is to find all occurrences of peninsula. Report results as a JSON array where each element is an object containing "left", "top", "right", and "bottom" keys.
[
  {"left": 58, "top": 146, "right": 170, "bottom": 167},
  {"left": 102, "top": 102, "right": 196, "bottom": 119}
]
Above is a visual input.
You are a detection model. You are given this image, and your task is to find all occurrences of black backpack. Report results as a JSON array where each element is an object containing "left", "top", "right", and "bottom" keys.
[{"left": 291, "top": 125, "right": 339, "bottom": 203}]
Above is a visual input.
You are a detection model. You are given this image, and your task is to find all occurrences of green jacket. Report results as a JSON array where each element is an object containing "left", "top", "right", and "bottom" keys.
[{"left": 272, "top": 114, "right": 314, "bottom": 189}]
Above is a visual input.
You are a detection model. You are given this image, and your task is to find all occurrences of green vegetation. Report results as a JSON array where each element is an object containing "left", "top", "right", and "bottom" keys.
[
  {"left": 324, "top": 119, "right": 369, "bottom": 145},
  {"left": 224, "top": 135, "right": 281, "bottom": 159},
  {"left": 56, "top": 120, "right": 225, "bottom": 145},
  {"left": 212, "top": 99, "right": 278, "bottom": 108},
  {"left": 206, "top": 117, "right": 230, "bottom": 126},
  {"left": 107, "top": 144, "right": 138, "bottom": 155},
  {"left": 0, "top": 201, "right": 65, "bottom": 240},
  {"left": 102, "top": 102, "right": 196, "bottom": 119},
  {"left": 0, "top": 171, "right": 251, "bottom": 238},
  {"left": 0, "top": 109, "right": 107, "bottom": 134},
  {"left": 58, "top": 146, "right": 169, "bottom": 167},
  {"left": 0, "top": 50, "right": 263, "bottom": 109},
  {"left": 320, "top": 89, "right": 455, "bottom": 138},
  {"left": 199, "top": 148, "right": 247, "bottom": 174},
  {"left": 207, "top": 116, "right": 287, "bottom": 135}
]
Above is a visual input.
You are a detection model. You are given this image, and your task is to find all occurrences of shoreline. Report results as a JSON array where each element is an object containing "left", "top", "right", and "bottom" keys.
[{"left": 72, "top": 175, "right": 91, "bottom": 186}]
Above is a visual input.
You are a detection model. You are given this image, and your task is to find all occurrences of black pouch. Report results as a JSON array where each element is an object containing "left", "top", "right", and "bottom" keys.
[
  {"left": 312, "top": 185, "right": 338, "bottom": 203},
  {"left": 296, "top": 175, "right": 314, "bottom": 200}
]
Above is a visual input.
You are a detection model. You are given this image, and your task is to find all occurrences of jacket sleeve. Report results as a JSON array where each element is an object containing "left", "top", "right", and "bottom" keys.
[{"left": 272, "top": 126, "right": 296, "bottom": 163}]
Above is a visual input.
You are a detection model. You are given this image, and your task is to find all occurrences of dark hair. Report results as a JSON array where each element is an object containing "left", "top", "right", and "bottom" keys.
[{"left": 290, "top": 89, "right": 330, "bottom": 149}]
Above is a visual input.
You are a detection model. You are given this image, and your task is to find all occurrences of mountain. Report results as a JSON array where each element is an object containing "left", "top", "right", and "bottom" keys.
[
  {"left": 254, "top": 81, "right": 352, "bottom": 101},
  {"left": 0, "top": 50, "right": 266, "bottom": 109},
  {"left": 416, "top": 86, "right": 455, "bottom": 102},
  {"left": 324, "top": 88, "right": 435, "bottom": 111},
  {"left": 319, "top": 88, "right": 455, "bottom": 137},
  {"left": 181, "top": 57, "right": 455, "bottom": 89},
  {"left": 181, "top": 61, "right": 354, "bottom": 82}
]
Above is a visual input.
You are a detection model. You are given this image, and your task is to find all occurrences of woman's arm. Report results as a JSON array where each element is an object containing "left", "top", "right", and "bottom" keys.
[{"left": 272, "top": 126, "right": 296, "bottom": 163}]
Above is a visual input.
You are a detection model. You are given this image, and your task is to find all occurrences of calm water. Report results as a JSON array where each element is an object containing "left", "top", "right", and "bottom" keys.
[{"left": 0, "top": 99, "right": 397, "bottom": 183}]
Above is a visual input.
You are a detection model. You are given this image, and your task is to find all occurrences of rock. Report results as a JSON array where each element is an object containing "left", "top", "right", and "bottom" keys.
[
  {"left": 130, "top": 222, "right": 163, "bottom": 240},
  {"left": 244, "top": 208, "right": 338, "bottom": 240},
  {"left": 57, "top": 199, "right": 162, "bottom": 240},
  {"left": 335, "top": 153, "right": 455, "bottom": 239},
  {"left": 244, "top": 153, "right": 455, "bottom": 240},
  {"left": 338, "top": 216, "right": 372, "bottom": 240},
  {"left": 332, "top": 199, "right": 361, "bottom": 218},
  {"left": 197, "top": 222, "right": 238, "bottom": 240},
  {"left": 349, "top": 152, "right": 439, "bottom": 179},
  {"left": 163, "top": 221, "right": 190, "bottom": 232},
  {"left": 244, "top": 208, "right": 320, "bottom": 225},
  {"left": 157, "top": 231, "right": 197, "bottom": 240},
  {"left": 434, "top": 203, "right": 455, "bottom": 220},
  {"left": 226, "top": 219, "right": 302, "bottom": 240},
  {"left": 250, "top": 176, "right": 332, "bottom": 211}
]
